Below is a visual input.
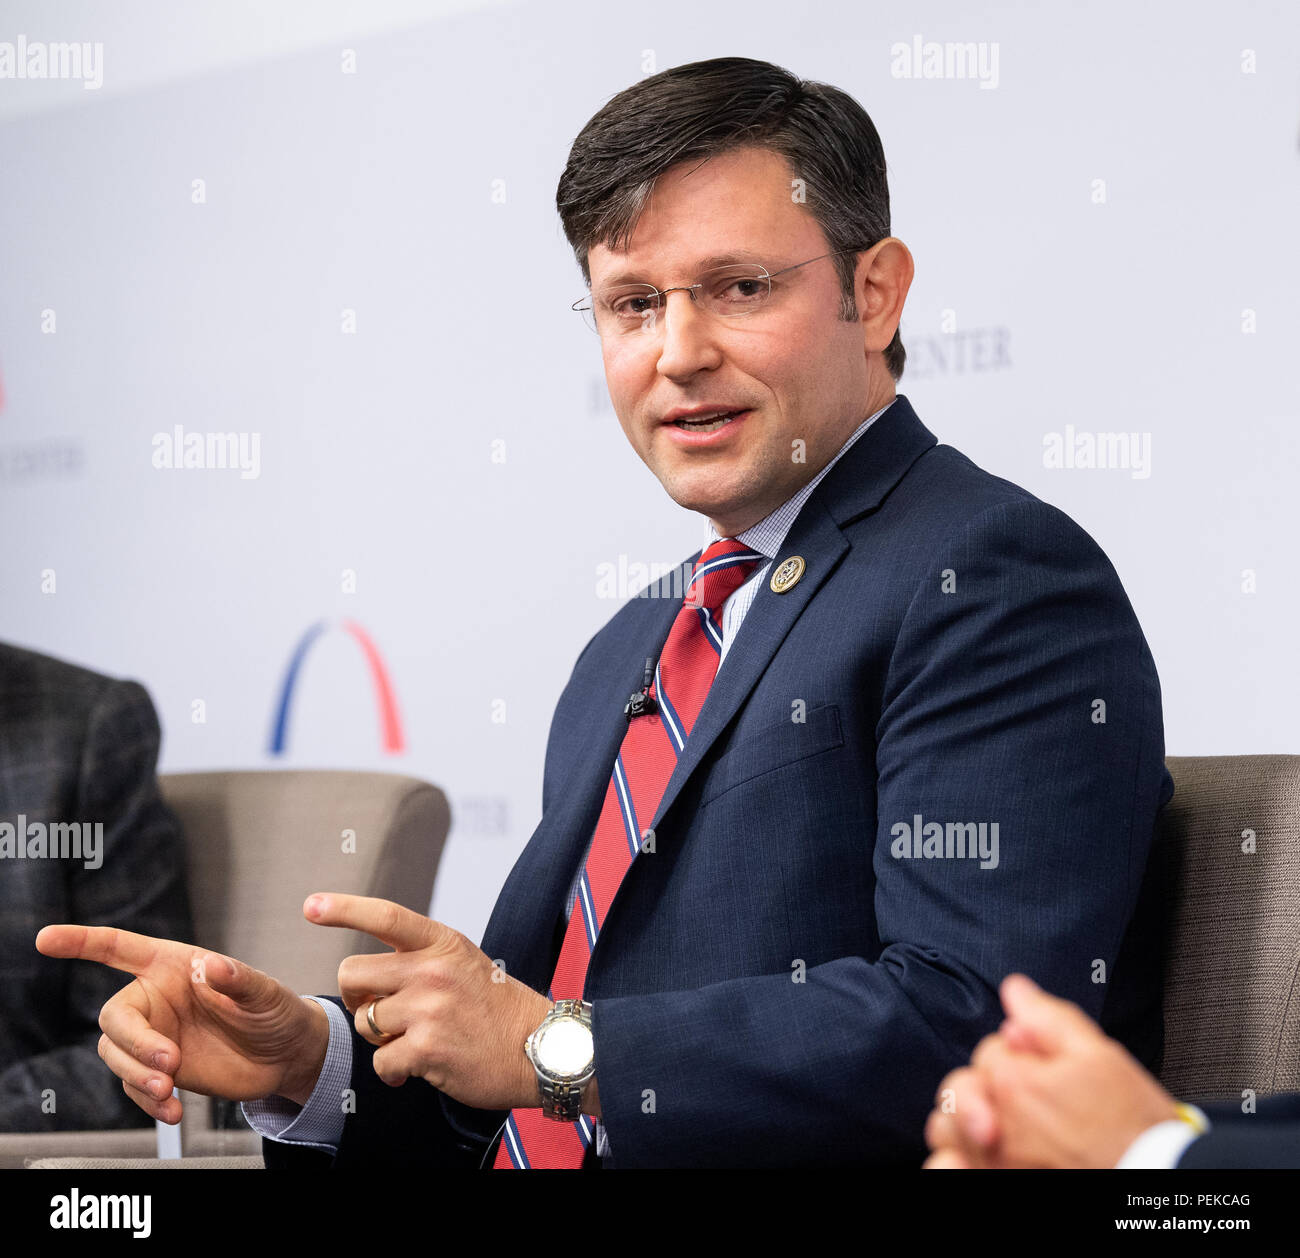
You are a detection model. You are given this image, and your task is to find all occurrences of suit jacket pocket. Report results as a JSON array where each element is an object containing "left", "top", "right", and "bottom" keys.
[{"left": 698, "top": 703, "right": 844, "bottom": 809}]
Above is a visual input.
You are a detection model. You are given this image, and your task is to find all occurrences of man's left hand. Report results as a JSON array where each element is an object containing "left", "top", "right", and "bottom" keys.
[{"left": 304, "top": 893, "right": 553, "bottom": 1111}]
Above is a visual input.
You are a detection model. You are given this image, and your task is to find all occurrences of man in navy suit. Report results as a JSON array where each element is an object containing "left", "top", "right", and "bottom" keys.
[{"left": 37, "top": 56, "right": 1173, "bottom": 1168}]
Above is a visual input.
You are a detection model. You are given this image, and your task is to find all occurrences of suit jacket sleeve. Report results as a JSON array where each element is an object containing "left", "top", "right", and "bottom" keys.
[
  {"left": 591, "top": 497, "right": 1171, "bottom": 1166},
  {"left": 0, "top": 678, "right": 193, "bottom": 1131},
  {"left": 1177, "top": 1094, "right": 1300, "bottom": 1168}
]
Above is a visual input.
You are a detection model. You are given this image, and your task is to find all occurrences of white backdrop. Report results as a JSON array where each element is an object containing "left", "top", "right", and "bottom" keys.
[{"left": 2, "top": 0, "right": 1297, "bottom": 942}]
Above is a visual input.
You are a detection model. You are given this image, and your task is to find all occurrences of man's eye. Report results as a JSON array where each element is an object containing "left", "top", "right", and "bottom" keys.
[
  {"left": 716, "top": 278, "right": 766, "bottom": 305},
  {"left": 611, "top": 296, "right": 654, "bottom": 317}
]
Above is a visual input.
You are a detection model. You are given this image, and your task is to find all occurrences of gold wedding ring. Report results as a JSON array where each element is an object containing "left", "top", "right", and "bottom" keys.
[{"left": 366, "top": 998, "right": 393, "bottom": 1040}]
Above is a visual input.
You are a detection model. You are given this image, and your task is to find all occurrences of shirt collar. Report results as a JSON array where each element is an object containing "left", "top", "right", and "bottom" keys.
[{"left": 703, "top": 398, "right": 897, "bottom": 558}]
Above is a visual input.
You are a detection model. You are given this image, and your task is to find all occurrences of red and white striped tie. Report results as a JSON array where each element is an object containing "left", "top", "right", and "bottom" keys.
[{"left": 494, "top": 537, "right": 765, "bottom": 1168}]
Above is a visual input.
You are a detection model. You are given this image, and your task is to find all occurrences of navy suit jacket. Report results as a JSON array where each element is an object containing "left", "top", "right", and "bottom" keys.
[
  {"left": 265, "top": 394, "right": 1173, "bottom": 1168},
  {"left": 1178, "top": 1095, "right": 1300, "bottom": 1168}
]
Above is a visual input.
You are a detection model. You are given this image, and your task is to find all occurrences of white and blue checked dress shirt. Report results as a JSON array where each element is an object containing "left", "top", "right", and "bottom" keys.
[{"left": 243, "top": 398, "right": 896, "bottom": 1161}]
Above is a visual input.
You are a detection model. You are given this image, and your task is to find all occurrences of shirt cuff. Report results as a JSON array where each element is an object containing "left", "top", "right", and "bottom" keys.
[
  {"left": 241, "top": 996, "right": 353, "bottom": 1152},
  {"left": 1115, "top": 1107, "right": 1210, "bottom": 1169}
]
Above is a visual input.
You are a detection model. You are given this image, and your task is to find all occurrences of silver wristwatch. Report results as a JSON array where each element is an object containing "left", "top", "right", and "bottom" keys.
[{"left": 525, "top": 998, "right": 595, "bottom": 1121}]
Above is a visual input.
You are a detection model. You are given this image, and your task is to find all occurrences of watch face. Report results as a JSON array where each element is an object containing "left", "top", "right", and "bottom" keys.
[{"left": 536, "top": 1018, "right": 593, "bottom": 1078}]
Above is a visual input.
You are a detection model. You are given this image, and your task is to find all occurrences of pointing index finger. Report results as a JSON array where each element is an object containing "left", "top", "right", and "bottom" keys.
[
  {"left": 304, "top": 894, "right": 441, "bottom": 952},
  {"left": 36, "top": 924, "right": 166, "bottom": 977}
]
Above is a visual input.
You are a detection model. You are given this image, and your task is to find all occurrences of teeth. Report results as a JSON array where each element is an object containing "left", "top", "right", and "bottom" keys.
[{"left": 676, "top": 410, "right": 739, "bottom": 428}]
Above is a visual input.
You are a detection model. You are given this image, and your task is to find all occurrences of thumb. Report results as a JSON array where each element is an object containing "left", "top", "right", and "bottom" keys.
[
  {"left": 999, "top": 973, "right": 1098, "bottom": 1056},
  {"left": 194, "top": 952, "right": 281, "bottom": 1009}
]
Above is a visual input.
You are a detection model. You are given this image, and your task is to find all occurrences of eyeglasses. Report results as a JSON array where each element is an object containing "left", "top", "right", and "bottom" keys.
[{"left": 572, "top": 248, "right": 863, "bottom": 337}]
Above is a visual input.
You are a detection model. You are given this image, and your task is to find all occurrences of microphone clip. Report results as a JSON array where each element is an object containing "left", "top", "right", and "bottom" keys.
[{"left": 624, "top": 655, "right": 658, "bottom": 721}]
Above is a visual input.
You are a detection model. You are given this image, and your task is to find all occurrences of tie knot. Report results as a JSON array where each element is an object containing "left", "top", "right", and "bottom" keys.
[{"left": 685, "top": 539, "right": 766, "bottom": 615}]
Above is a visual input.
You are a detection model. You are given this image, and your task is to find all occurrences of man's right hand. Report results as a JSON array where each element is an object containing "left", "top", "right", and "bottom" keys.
[{"left": 35, "top": 925, "right": 330, "bottom": 1123}]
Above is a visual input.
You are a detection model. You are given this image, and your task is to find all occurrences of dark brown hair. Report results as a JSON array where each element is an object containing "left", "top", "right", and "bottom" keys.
[{"left": 556, "top": 56, "right": 905, "bottom": 380}]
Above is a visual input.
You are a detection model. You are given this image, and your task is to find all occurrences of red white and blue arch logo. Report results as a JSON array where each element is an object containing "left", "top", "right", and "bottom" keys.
[{"left": 268, "top": 619, "right": 405, "bottom": 755}]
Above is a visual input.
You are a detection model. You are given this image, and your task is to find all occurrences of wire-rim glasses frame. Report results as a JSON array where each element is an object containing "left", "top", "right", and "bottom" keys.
[{"left": 571, "top": 247, "right": 865, "bottom": 336}]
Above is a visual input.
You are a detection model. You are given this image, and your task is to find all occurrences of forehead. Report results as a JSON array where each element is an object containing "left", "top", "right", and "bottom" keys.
[{"left": 587, "top": 146, "right": 824, "bottom": 285}]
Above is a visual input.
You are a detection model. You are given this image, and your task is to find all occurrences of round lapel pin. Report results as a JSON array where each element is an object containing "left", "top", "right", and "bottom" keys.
[{"left": 769, "top": 555, "right": 805, "bottom": 594}]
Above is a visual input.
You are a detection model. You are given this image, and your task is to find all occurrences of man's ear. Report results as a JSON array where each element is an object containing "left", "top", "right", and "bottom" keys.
[{"left": 855, "top": 237, "right": 914, "bottom": 358}]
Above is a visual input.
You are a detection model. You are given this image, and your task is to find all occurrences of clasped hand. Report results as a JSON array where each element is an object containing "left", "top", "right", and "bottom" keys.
[{"left": 922, "top": 973, "right": 1181, "bottom": 1169}]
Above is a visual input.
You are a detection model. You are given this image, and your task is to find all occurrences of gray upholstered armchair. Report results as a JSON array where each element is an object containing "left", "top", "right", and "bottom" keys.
[{"left": 1157, "top": 755, "right": 1300, "bottom": 1103}]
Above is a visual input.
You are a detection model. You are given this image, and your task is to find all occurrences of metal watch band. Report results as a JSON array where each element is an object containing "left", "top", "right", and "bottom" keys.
[
  {"left": 539, "top": 1076, "right": 585, "bottom": 1122},
  {"left": 553, "top": 998, "right": 592, "bottom": 1021}
]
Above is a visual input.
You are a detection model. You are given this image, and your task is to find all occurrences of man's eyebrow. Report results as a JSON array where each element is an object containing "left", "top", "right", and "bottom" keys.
[{"left": 597, "top": 249, "right": 771, "bottom": 287}]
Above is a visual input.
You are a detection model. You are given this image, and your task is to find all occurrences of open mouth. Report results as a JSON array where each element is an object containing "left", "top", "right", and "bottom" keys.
[{"left": 672, "top": 410, "right": 747, "bottom": 432}]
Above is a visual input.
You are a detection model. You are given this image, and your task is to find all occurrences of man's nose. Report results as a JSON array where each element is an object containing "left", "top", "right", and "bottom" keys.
[{"left": 654, "top": 289, "right": 722, "bottom": 376}]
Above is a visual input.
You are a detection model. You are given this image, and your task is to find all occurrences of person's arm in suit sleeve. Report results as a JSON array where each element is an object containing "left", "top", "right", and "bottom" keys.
[
  {"left": 1173, "top": 1096, "right": 1300, "bottom": 1168},
  {"left": 591, "top": 497, "right": 1172, "bottom": 1166},
  {"left": 1, "top": 679, "right": 193, "bottom": 1131},
  {"left": 1121, "top": 1095, "right": 1300, "bottom": 1168}
]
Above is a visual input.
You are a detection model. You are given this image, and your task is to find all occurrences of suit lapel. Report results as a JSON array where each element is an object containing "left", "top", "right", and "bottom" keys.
[{"left": 647, "top": 498, "right": 847, "bottom": 833}]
